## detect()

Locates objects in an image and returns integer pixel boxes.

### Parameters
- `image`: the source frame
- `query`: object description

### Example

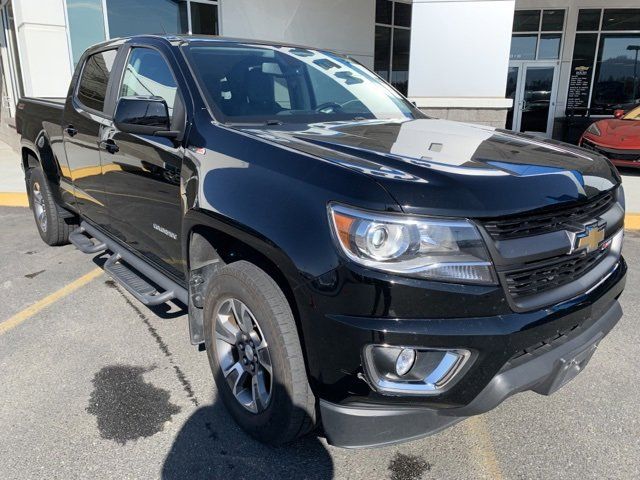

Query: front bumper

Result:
[580,137,640,166]
[320,297,623,448]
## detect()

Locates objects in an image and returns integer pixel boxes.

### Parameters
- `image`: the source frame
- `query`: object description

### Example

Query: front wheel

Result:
[203,261,316,445]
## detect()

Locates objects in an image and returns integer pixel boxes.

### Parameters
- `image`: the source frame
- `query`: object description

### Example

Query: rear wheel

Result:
[203,260,316,445]
[28,166,77,246]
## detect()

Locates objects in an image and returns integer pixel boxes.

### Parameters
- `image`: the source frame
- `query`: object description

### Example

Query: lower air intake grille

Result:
[504,248,608,299]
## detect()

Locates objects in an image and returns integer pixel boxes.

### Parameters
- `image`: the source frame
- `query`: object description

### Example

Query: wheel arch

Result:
[185,216,307,359]
[21,132,58,179]
[21,144,40,171]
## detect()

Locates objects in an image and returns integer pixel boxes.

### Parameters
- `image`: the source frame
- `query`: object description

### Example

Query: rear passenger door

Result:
[99,45,186,280]
[62,48,118,230]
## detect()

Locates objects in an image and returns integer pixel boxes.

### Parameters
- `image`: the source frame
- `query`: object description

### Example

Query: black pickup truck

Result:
[16,35,626,448]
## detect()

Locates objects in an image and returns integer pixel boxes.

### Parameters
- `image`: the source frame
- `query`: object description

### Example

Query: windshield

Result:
[183,42,420,124]
[622,105,640,120]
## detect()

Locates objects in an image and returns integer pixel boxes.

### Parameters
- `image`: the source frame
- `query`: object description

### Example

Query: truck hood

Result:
[239,118,620,217]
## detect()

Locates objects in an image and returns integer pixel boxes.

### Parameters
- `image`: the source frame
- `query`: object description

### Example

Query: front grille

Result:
[483,191,616,240]
[582,139,640,162]
[504,248,609,299]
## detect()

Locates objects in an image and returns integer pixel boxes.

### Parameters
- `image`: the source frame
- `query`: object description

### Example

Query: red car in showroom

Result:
[580,105,640,168]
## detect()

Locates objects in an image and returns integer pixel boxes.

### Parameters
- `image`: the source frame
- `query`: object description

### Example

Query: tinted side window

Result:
[77,49,117,112]
[120,48,178,115]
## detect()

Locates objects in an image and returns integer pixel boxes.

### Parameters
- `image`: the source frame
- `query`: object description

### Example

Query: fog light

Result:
[364,345,472,395]
[395,348,416,376]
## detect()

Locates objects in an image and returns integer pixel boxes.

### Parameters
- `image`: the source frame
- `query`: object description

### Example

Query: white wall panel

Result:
[409,0,515,106]
[13,0,72,97]
[220,0,375,66]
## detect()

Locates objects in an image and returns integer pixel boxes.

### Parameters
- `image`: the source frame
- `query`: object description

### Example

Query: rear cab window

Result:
[76,49,118,113]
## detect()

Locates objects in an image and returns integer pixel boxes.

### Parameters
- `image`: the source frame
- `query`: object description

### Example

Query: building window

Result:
[106,0,188,38]
[65,0,221,50]
[66,0,107,65]
[568,9,640,115]
[189,1,219,35]
[104,0,218,37]
[510,9,565,61]
[374,0,411,96]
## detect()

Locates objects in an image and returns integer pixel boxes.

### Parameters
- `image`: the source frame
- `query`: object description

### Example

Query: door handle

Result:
[65,125,77,137]
[99,139,120,154]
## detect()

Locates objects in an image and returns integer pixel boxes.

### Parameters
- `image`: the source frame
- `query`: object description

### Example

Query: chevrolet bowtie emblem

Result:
[572,223,606,254]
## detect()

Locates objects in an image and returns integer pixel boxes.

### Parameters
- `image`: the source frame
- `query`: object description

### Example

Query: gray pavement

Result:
[1,206,639,480]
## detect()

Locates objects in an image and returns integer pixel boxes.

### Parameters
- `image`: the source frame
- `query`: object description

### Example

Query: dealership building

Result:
[0,0,639,147]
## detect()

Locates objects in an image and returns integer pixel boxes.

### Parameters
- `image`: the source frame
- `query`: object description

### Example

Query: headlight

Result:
[586,122,601,136]
[328,204,497,284]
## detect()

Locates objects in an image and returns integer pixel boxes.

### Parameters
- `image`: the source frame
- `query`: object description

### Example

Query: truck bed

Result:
[16,97,65,141]
[20,97,65,107]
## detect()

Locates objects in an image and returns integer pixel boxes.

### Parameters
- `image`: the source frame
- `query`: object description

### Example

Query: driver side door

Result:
[99,45,186,280]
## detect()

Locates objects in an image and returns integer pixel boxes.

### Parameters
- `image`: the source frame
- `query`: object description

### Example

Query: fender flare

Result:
[182,208,306,347]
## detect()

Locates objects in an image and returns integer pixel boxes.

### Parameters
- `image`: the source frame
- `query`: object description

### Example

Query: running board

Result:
[69,227,107,254]
[70,222,188,306]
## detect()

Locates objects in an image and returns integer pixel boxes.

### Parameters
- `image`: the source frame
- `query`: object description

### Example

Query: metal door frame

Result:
[508,60,560,137]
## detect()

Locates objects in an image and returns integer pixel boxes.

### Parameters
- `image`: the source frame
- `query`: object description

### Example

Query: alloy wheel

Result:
[32,182,47,233]
[214,298,273,413]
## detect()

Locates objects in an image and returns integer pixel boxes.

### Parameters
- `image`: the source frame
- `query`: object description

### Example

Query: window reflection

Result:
[120,48,178,115]
[541,10,564,32]
[392,29,410,95]
[513,10,540,33]
[509,10,563,61]
[602,9,640,31]
[375,26,391,81]
[592,34,640,114]
[505,67,519,130]
[374,1,412,96]
[77,50,117,112]
[538,34,561,60]
[510,35,537,60]
[106,0,188,38]
[66,0,106,65]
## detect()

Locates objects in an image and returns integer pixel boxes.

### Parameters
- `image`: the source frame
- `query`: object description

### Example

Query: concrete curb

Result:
[0,192,28,207]
[625,214,640,231]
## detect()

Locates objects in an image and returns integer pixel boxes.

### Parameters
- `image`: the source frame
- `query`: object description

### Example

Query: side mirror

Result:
[114,96,179,138]
[613,109,625,119]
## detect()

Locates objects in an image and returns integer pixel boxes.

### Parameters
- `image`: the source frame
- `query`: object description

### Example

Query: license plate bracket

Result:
[533,339,601,396]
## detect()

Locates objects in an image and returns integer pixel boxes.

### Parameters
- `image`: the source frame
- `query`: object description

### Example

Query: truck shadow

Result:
[161,400,334,480]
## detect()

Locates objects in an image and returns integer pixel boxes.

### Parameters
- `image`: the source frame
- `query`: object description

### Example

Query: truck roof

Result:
[86,34,335,56]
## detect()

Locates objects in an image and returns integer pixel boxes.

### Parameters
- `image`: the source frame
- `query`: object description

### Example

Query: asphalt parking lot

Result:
[1,205,639,480]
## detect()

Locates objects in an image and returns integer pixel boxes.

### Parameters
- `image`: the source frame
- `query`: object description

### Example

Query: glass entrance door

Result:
[506,61,559,137]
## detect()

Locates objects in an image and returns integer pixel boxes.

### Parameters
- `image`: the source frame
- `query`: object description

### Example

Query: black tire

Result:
[28,166,77,246]
[203,260,316,445]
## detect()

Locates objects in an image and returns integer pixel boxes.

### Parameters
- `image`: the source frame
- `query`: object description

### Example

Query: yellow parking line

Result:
[0,268,103,335]
[0,192,28,207]
[465,416,504,480]
[625,214,640,230]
